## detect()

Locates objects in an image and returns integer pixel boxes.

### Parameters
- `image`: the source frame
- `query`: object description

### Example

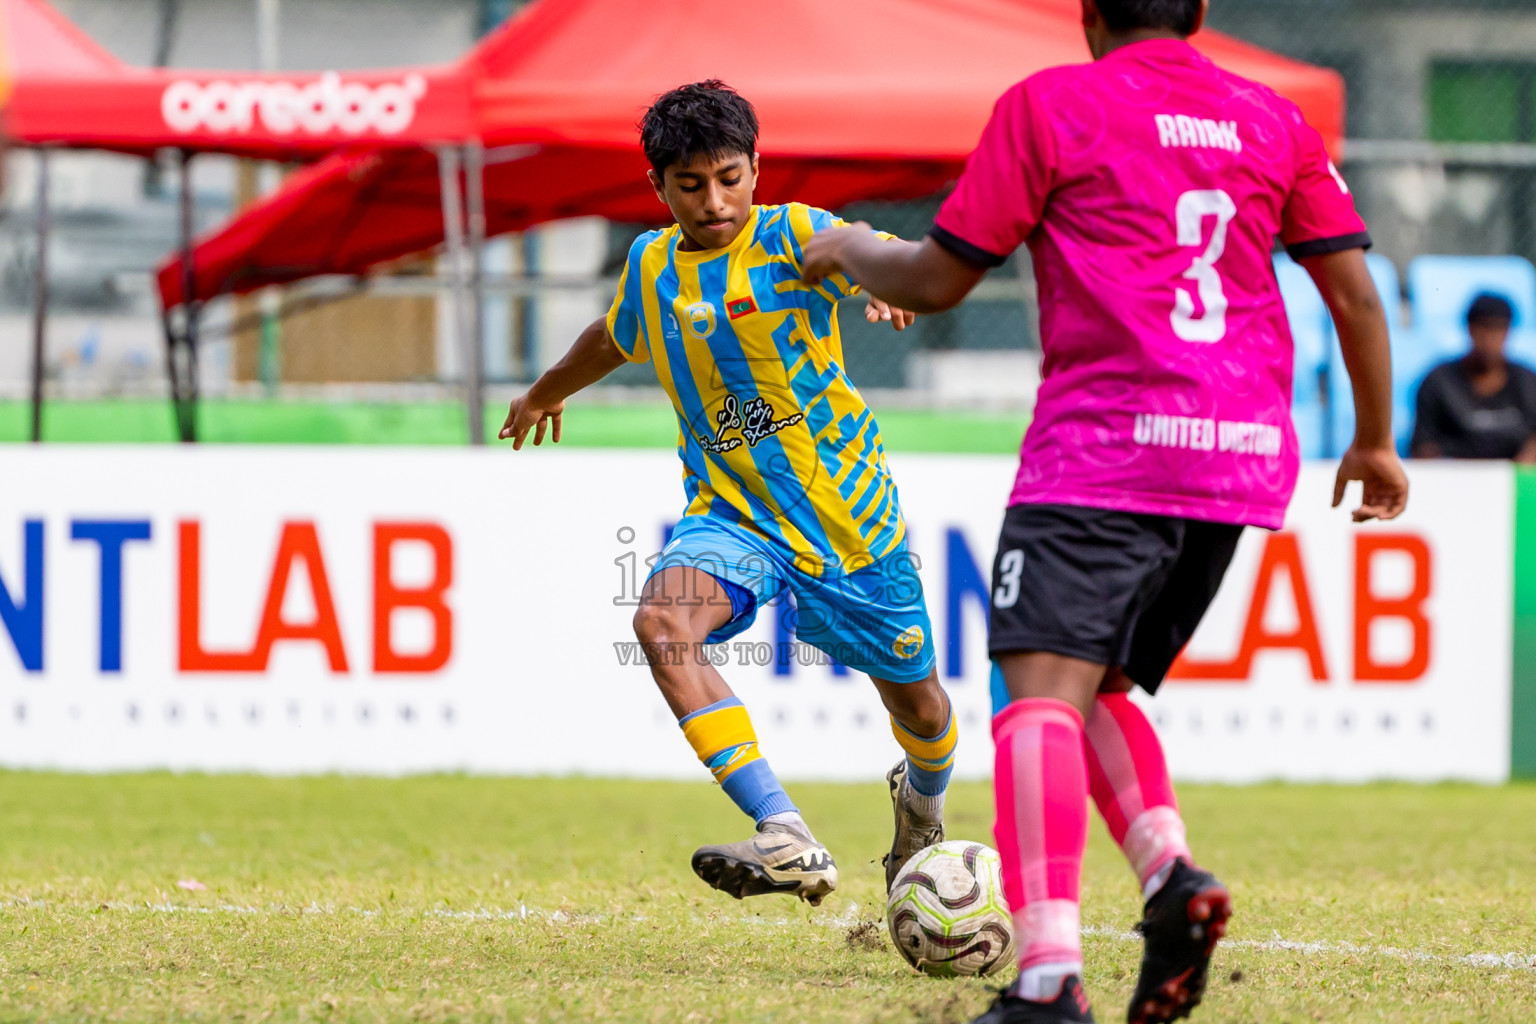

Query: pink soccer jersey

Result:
[932,39,1368,529]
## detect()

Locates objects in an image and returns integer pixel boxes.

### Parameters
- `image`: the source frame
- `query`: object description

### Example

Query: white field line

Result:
[1080,925,1536,972]
[6,897,1534,973]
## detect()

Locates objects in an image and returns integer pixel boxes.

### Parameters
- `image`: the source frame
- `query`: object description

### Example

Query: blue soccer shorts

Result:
[648,515,937,684]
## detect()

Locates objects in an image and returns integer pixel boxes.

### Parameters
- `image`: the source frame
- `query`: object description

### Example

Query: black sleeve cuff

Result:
[929,225,1010,269]
[1286,231,1373,261]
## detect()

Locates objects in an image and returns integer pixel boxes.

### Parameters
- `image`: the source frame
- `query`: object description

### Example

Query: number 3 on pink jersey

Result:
[1171,189,1237,343]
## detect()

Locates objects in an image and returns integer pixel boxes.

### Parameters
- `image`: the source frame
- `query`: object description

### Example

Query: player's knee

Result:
[632,601,694,646]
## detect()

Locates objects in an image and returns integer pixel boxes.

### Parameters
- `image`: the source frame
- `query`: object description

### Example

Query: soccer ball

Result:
[886,840,1016,977]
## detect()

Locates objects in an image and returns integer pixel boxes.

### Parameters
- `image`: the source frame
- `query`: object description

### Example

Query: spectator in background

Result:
[1411,292,1536,462]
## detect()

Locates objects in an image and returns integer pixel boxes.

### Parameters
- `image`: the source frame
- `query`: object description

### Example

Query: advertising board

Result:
[0,449,1510,782]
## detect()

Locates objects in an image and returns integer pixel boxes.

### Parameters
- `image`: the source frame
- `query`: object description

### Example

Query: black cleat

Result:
[966,976,1096,1024]
[1128,859,1232,1024]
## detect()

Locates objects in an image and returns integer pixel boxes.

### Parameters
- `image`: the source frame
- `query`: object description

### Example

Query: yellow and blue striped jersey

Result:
[606,204,904,577]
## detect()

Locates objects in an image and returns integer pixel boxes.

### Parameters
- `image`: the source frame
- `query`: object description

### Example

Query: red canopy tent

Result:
[3,0,474,157]
[157,0,1346,309]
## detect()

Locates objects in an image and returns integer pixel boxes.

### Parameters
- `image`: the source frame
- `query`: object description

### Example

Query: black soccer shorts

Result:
[987,503,1244,695]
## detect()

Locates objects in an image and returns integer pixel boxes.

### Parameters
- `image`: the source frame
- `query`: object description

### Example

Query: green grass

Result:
[2,775,1534,1023]
[0,400,1027,453]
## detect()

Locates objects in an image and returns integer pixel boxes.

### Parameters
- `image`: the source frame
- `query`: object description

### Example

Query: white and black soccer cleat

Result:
[691,822,838,906]
[884,760,946,892]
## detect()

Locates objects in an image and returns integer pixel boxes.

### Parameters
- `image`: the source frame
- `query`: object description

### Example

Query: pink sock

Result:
[992,698,1089,988]
[1084,692,1191,899]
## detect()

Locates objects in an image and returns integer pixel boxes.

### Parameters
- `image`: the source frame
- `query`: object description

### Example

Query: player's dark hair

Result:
[1095,0,1202,35]
[640,80,759,176]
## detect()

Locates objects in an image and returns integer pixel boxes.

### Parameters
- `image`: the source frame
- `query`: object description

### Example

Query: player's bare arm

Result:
[802,224,919,328]
[498,315,627,449]
[1303,248,1410,522]
[803,223,984,315]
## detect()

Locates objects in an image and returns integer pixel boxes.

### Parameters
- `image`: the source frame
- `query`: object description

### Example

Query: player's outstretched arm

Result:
[498,316,627,450]
[1303,248,1409,522]
[803,224,985,315]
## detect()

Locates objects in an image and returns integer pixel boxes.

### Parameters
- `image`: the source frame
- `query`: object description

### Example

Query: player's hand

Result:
[865,295,916,331]
[498,392,564,450]
[801,221,873,286]
[1332,444,1409,522]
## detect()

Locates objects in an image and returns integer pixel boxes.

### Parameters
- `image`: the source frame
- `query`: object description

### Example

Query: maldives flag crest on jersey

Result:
[727,296,757,320]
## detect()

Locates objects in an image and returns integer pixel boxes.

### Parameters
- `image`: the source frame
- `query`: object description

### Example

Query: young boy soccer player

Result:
[499,81,957,906]
[802,2,1409,1021]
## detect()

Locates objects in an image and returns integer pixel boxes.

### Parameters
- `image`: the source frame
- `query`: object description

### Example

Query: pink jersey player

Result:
[800,4,1408,1024]
[931,38,1368,529]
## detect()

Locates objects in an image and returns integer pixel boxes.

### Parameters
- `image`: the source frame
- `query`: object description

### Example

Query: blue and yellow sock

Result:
[891,706,958,798]
[680,697,797,825]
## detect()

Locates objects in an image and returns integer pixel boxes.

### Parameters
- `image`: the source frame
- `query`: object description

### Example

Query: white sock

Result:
[1141,860,1178,902]
[901,771,945,820]
[760,811,812,839]
[1011,961,1082,1002]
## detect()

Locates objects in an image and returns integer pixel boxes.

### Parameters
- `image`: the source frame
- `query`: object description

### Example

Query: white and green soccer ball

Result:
[886,840,1016,978]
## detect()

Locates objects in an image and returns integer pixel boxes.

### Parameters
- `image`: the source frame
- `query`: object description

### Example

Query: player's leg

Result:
[989,651,1100,1013]
[971,505,1185,1024]
[633,565,735,714]
[790,541,955,888]
[636,565,799,824]
[1095,520,1243,1024]
[1088,677,1225,1024]
[1083,673,1190,902]
[872,669,955,887]
[636,521,836,904]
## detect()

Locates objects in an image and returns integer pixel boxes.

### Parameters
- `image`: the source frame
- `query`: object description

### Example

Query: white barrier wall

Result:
[0,448,1511,782]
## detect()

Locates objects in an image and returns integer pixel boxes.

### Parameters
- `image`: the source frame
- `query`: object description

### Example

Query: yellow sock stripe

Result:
[682,704,761,783]
[891,712,958,772]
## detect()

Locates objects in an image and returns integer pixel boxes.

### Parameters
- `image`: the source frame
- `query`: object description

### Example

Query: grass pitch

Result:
[2,774,1534,1023]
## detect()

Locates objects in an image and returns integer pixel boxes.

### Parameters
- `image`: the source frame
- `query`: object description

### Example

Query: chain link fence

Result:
[7,0,1536,421]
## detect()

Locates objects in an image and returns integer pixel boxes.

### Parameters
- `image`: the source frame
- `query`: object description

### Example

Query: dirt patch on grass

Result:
[845,919,888,953]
